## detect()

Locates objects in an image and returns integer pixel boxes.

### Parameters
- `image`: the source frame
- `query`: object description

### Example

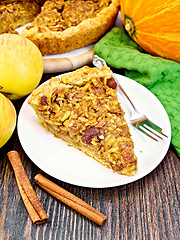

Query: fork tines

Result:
[132,119,168,141]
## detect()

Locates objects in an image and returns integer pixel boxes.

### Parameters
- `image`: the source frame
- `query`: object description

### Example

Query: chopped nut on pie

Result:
[28,66,137,176]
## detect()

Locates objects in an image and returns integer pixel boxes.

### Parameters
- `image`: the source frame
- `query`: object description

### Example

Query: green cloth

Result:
[94,27,180,156]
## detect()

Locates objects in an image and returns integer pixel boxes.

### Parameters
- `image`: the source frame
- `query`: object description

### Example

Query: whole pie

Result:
[0,0,119,55]
[28,66,137,176]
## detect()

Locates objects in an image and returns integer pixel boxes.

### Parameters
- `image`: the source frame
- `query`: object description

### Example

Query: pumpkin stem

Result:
[125,22,131,32]
[124,16,136,38]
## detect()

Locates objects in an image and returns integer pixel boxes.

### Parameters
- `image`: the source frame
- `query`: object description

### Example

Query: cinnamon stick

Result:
[34,174,107,226]
[7,151,48,224]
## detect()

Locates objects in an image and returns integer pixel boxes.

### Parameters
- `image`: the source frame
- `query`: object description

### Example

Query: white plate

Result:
[17,73,171,188]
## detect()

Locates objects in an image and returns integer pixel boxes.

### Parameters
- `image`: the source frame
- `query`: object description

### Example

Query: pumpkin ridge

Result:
[135,1,180,26]
[120,0,142,20]
[137,31,180,42]
[135,43,177,61]
[136,35,180,61]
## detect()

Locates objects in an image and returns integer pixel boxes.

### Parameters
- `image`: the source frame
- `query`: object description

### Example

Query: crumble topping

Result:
[27,0,112,32]
[0,0,42,34]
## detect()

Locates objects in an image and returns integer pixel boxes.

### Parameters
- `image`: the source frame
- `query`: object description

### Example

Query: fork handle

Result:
[116,78,136,110]
[112,73,139,114]
[93,55,139,115]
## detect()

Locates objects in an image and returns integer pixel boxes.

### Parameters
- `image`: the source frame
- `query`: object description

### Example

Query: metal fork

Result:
[92,55,168,141]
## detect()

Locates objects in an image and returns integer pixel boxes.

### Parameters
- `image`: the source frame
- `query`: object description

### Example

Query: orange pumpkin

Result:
[120,0,180,62]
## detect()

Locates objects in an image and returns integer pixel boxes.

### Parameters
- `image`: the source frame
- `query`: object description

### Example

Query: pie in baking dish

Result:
[0,1,44,34]
[22,0,119,55]
[28,66,137,176]
[0,0,120,55]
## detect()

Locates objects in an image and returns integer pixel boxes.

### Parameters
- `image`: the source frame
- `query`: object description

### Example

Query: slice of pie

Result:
[28,66,137,176]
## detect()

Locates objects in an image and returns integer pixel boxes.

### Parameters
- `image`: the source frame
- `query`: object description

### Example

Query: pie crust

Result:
[28,66,137,176]
[21,0,120,55]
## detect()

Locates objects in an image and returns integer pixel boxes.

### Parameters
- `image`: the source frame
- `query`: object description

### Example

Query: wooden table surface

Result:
[0,72,179,240]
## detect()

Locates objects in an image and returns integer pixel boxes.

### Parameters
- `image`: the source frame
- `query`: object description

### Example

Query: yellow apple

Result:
[0,34,43,100]
[0,93,16,148]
